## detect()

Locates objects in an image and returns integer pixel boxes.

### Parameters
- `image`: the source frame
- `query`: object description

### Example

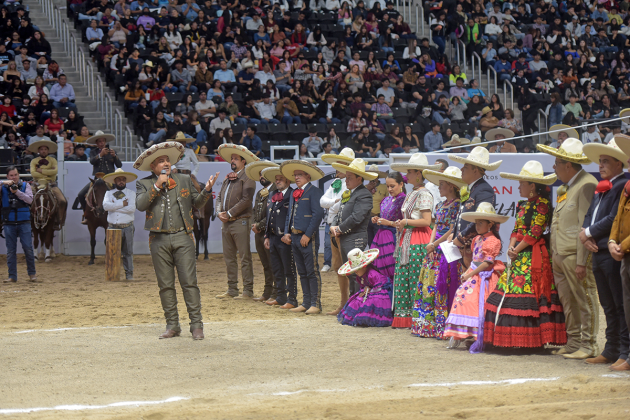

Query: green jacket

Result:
[136,173,210,233]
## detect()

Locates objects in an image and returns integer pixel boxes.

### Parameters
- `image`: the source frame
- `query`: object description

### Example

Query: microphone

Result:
[161,169,168,189]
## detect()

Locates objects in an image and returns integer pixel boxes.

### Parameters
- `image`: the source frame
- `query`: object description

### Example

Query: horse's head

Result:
[32,186,55,230]
[92,178,110,218]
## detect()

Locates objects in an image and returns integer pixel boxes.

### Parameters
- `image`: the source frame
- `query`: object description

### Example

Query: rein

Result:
[33,189,56,230]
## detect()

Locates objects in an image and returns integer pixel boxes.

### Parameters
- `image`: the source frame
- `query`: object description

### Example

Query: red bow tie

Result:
[596,180,612,194]
[272,192,284,202]
[293,189,304,200]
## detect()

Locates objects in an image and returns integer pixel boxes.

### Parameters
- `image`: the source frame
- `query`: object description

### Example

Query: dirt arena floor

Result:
[1,253,629,419]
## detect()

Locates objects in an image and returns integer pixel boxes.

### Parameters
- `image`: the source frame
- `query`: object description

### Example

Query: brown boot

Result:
[192,328,204,340]
[159,329,180,339]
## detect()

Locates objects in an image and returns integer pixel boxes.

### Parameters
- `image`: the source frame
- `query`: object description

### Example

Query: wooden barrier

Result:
[106,229,122,281]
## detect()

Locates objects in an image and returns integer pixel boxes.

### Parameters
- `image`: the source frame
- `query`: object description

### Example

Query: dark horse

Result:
[193,197,214,260]
[31,184,59,262]
[83,178,109,265]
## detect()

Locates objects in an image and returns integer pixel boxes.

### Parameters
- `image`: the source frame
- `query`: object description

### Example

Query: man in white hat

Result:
[537,138,599,359]
[28,139,67,230]
[102,168,138,281]
[486,128,517,153]
[548,124,579,148]
[135,142,220,340]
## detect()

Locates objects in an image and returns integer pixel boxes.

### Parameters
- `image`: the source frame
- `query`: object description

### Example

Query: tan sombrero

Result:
[280,159,325,182]
[500,160,557,185]
[620,108,630,124]
[133,141,185,171]
[536,137,591,164]
[485,127,513,142]
[245,161,279,180]
[102,167,138,184]
[390,153,441,173]
[27,139,57,154]
[217,143,260,164]
[320,147,355,165]
[261,166,287,183]
[584,136,629,168]
[449,146,502,170]
[367,164,389,179]
[442,134,471,148]
[143,60,154,68]
[422,166,467,189]
[338,248,379,276]
[86,130,116,145]
[461,202,510,224]
[549,124,579,140]
[332,158,378,181]
[168,131,195,144]
[469,137,488,148]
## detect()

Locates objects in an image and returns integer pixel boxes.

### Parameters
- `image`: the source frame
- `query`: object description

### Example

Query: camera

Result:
[9,197,18,209]
[9,183,18,192]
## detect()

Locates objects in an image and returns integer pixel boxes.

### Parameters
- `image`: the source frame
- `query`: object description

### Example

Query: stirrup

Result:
[446,337,461,349]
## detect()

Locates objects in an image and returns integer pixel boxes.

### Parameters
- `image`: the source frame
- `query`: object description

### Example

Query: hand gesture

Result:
[507,247,517,260]
[123,199,129,207]
[99,148,109,157]
[156,172,169,189]
[300,234,311,247]
[264,238,270,249]
[282,234,292,245]
[371,216,379,224]
[609,242,624,261]
[252,225,259,234]
[205,171,220,191]
[218,211,229,222]
[575,265,586,280]
[584,238,598,253]
[461,271,472,282]
[579,228,589,244]
[426,243,435,254]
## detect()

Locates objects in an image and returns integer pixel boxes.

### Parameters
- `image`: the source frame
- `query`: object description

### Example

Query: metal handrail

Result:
[457,39,467,73]
[537,109,548,145]
[503,80,514,110]
[104,93,114,131]
[488,65,498,96]
[418,4,424,36]
[472,52,482,83]
[115,109,124,142]
[124,126,137,161]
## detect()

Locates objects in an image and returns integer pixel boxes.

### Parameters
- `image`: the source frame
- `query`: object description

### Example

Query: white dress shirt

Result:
[174,148,200,176]
[102,187,136,224]
[320,178,348,224]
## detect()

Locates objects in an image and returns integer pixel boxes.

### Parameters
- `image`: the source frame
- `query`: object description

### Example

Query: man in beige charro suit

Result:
[538,138,599,359]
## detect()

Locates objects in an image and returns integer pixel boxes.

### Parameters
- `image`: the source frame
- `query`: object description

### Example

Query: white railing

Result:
[487,65,498,96]
[417,4,424,37]
[503,80,514,110]
[104,93,114,132]
[270,145,298,162]
[471,52,482,83]
[457,39,467,73]
[537,109,548,145]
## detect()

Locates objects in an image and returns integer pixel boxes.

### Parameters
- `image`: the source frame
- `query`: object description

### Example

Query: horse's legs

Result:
[88,225,97,265]
[32,228,40,262]
[44,227,54,262]
[203,214,210,260]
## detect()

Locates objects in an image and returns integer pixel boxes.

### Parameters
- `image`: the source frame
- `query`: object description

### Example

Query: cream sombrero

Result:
[390,153,441,173]
[422,166,467,188]
[367,164,389,179]
[449,146,502,170]
[261,166,287,183]
[320,147,355,165]
[485,127,513,142]
[460,202,510,224]
[86,130,116,144]
[442,134,471,148]
[133,141,185,171]
[469,137,488,147]
[338,248,380,276]
[620,108,630,124]
[245,161,279,180]
[167,131,195,144]
[584,136,629,168]
[549,124,579,140]
[280,160,325,182]
[27,139,57,154]
[500,160,557,185]
[331,158,378,181]
[536,137,591,164]
[217,143,260,164]
[102,167,138,184]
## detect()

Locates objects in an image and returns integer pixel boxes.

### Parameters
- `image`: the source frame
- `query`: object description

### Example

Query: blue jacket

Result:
[582,173,627,251]
[1,183,30,224]
[285,183,324,238]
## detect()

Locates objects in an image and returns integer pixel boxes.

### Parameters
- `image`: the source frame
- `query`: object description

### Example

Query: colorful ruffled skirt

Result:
[371,226,397,279]
[338,282,393,327]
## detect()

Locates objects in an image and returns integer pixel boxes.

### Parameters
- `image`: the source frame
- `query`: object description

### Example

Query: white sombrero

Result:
[619,108,630,124]
[338,248,380,276]
[390,153,441,173]
[442,134,471,148]
[102,167,138,184]
[261,166,288,183]
[217,143,260,164]
[167,131,195,144]
[500,160,557,185]
[332,158,378,181]
[320,147,355,165]
[461,202,510,224]
[584,136,629,168]
[280,159,325,182]
[86,130,116,145]
[536,137,591,164]
[485,127,513,142]
[27,139,57,154]
[366,164,389,179]
[422,166,467,189]
[548,124,579,140]
[449,146,502,170]
[469,137,488,148]
[245,161,279,180]
[133,141,185,171]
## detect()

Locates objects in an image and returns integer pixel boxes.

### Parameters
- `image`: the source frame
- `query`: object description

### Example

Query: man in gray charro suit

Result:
[329,158,378,296]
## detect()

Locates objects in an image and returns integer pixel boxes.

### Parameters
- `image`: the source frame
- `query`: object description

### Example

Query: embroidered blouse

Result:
[380,193,405,222]
[471,232,501,264]
[402,188,433,220]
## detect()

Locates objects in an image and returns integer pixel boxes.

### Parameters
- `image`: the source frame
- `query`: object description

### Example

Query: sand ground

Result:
[0,253,629,419]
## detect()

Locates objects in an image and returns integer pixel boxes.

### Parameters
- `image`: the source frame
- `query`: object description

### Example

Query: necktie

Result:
[595,180,612,194]
[293,189,304,200]
[272,192,284,202]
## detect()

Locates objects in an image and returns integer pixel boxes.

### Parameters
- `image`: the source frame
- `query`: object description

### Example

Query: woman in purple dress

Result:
[338,248,393,327]
[370,171,406,278]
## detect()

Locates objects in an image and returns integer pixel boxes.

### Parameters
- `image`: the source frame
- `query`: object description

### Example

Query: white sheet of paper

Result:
[439,242,462,263]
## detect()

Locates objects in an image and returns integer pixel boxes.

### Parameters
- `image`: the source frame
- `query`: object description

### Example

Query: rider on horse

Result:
[28,139,67,231]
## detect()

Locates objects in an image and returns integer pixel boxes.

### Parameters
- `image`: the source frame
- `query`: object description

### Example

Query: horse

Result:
[193,198,214,260]
[31,183,58,262]
[83,177,109,265]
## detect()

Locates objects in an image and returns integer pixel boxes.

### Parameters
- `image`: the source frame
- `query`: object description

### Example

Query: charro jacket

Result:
[215,169,256,221]
[252,184,277,233]
[333,184,373,236]
[265,186,293,237]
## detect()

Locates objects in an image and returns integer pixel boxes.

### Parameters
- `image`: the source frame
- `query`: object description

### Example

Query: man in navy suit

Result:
[263,167,297,309]
[580,139,630,367]
[281,160,325,315]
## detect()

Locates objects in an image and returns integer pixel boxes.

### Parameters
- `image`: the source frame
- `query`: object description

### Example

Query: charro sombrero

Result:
[422,166,467,189]
[102,167,138,184]
[167,131,195,144]
[442,134,470,148]
[461,202,510,224]
[469,137,488,147]
[217,143,260,164]
[619,108,630,123]
[27,139,57,154]
[338,248,380,276]
[549,124,579,140]
[367,164,389,179]
[449,146,502,170]
[583,136,629,168]
[133,141,185,171]
[536,137,591,164]
[245,160,279,180]
[485,127,513,142]
[320,147,355,165]
[390,153,441,173]
[332,158,378,181]
[500,160,557,185]
[280,159,325,182]
[261,166,287,183]
[86,130,116,144]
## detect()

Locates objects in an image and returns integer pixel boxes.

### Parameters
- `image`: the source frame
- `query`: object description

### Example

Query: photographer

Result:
[1,166,37,283]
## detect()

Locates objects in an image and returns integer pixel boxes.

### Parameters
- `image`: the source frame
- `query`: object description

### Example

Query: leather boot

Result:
[159,329,180,339]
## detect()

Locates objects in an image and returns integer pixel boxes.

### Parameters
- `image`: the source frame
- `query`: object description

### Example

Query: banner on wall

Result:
[0,154,604,258]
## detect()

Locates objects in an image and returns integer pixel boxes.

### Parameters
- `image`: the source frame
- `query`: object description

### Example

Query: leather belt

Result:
[108,222,133,229]
[291,228,304,234]
[227,215,249,222]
